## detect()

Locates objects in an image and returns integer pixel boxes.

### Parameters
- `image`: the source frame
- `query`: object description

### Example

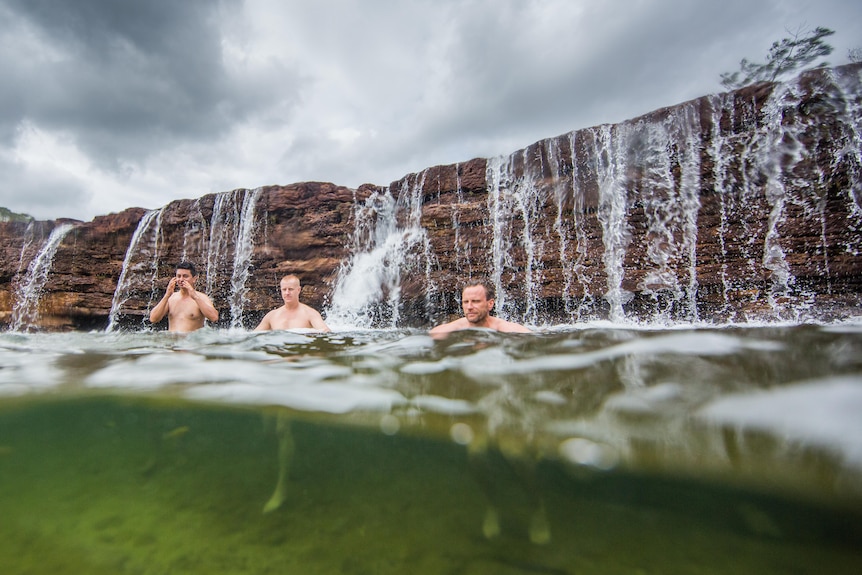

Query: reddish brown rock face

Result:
[2,64,861,331]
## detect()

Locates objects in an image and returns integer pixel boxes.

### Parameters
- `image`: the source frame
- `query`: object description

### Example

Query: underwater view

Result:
[1,323,861,574]
[1,9,860,574]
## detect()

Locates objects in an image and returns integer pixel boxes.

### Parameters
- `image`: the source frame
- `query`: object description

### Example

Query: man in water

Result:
[149,262,219,332]
[430,279,544,542]
[254,274,331,332]
[255,274,328,515]
[430,278,531,335]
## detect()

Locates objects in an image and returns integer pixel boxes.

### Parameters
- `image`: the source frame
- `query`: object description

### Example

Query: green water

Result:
[1,397,860,575]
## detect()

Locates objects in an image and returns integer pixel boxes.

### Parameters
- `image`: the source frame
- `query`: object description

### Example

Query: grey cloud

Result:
[1,0,302,172]
[0,157,91,220]
[1,0,860,221]
[368,0,825,180]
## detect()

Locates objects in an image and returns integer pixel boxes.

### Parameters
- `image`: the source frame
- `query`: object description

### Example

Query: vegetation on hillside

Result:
[0,207,34,223]
[720,26,834,90]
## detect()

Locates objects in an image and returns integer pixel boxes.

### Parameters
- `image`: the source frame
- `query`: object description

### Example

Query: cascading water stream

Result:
[593,124,632,323]
[326,173,437,329]
[14,221,37,278]
[707,92,736,318]
[450,163,471,277]
[326,190,400,328]
[485,155,518,320]
[485,149,552,325]
[549,136,583,322]
[10,223,75,332]
[756,83,797,314]
[564,132,598,321]
[229,188,262,328]
[637,103,702,323]
[832,67,862,250]
[181,198,208,263]
[106,209,164,331]
[205,190,241,301]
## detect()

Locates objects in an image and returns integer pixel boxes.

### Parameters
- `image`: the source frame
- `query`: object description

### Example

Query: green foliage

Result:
[720,26,834,90]
[0,206,33,223]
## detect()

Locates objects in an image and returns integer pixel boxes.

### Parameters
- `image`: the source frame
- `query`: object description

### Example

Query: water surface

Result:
[1,323,861,573]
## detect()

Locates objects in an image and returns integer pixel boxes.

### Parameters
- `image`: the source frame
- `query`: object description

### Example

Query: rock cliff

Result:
[2,64,861,331]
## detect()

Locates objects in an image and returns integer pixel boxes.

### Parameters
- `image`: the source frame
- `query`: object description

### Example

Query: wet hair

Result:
[176,262,197,276]
[460,277,495,300]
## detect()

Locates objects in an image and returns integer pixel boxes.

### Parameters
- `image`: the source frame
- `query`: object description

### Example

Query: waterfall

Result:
[707,92,735,319]
[835,69,862,222]
[202,187,261,327]
[550,136,581,321]
[228,187,262,328]
[326,173,437,329]
[832,67,862,255]
[106,209,164,331]
[635,103,702,323]
[10,223,75,332]
[485,155,517,320]
[320,68,862,327]
[450,163,472,276]
[485,148,553,325]
[103,188,261,331]
[565,132,599,321]
[181,198,208,263]
[205,190,241,301]
[15,221,37,278]
[755,82,799,316]
[593,124,632,323]
[62,65,859,331]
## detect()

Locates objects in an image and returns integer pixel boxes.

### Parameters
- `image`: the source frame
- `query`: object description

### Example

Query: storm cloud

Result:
[1,0,859,220]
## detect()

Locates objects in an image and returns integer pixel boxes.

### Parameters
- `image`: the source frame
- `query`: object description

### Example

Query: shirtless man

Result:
[149,262,219,332]
[430,279,542,541]
[430,278,531,335]
[254,274,330,332]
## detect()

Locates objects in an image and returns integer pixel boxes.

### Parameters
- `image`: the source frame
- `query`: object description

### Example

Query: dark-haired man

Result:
[430,279,531,335]
[149,262,219,332]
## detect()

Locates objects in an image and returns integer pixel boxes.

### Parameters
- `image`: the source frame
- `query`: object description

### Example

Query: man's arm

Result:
[191,291,219,323]
[307,307,331,332]
[254,310,275,331]
[429,318,467,335]
[149,278,177,323]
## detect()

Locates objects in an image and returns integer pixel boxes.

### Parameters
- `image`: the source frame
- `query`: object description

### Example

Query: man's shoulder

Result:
[299,302,322,315]
[197,291,214,302]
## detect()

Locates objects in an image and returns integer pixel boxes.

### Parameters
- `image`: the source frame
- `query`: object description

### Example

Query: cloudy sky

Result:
[2,0,860,221]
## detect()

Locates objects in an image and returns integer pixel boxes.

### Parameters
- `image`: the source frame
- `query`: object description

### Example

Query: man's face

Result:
[461,285,493,325]
[280,278,301,303]
[175,269,195,289]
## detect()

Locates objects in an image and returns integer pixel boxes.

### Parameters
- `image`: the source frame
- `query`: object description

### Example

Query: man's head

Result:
[461,278,495,300]
[280,275,302,304]
[175,262,198,288]
[460,278,495,326]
